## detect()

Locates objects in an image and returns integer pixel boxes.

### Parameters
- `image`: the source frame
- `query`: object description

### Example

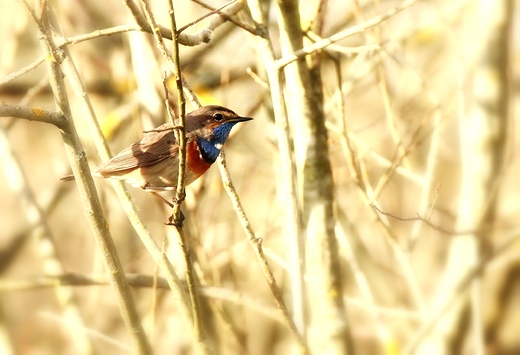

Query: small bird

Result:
[61,105,252,192]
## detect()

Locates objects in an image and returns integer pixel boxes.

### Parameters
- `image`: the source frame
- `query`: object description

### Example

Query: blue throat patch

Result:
[197,122,237,163]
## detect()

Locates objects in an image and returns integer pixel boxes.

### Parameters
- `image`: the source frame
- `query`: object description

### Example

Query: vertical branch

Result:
[30,2,153,354]
[138,1,207,352]
[166,0,206,347]
[276,0,352,353]
[165,0,186,223]
[246,0,306,347]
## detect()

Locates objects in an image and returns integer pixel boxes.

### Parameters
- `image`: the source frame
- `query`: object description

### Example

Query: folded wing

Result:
[96,123,179,177]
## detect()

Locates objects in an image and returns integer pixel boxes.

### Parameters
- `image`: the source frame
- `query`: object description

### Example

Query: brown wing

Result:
[95,123,179,176]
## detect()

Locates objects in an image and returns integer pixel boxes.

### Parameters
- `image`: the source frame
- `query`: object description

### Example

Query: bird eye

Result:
[213,113,224,121]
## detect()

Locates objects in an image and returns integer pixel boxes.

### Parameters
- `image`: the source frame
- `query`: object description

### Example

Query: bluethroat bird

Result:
[61,105,252,193]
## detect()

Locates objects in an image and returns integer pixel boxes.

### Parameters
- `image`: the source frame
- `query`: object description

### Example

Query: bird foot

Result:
[166,211,185,227]
[172,190,186,204]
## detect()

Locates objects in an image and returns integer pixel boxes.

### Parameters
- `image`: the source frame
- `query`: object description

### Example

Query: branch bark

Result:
[276,0,352,353]
[23,2,153,353]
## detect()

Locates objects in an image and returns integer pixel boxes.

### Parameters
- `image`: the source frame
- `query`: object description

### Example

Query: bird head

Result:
[187,105,252,132]
[188,105,253,163]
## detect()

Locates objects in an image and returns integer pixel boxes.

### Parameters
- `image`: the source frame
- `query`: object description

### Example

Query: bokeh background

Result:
[0,0,518,354]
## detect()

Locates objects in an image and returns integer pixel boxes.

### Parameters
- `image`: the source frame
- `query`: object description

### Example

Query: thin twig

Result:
[164,2,187,225]
[370,204,478,236]
[1,25,139,86]
[246,67,270,90]
[306,30,382,56]
[332,58,392,351]
[124,0,212,45]
[275,0,419,68]
[180,0,234,33]
[0,56,47,86]
[165,0,206,343]
[217,152,307,353]
[370,117,435,201]
[139,0,207,351]
[124,0,247,46]
[352,0,411,171]
[1,0,247,87]
[338,132,426,314]
[188,0,263,37]
[245,0,306,351]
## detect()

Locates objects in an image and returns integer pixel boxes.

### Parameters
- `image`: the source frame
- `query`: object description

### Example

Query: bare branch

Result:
[217,152,307,353]
[188,0,263,37]
[370,204,460,235]
[275,0,418,68]
[28,2,153,353]
[0,104,66,128]
[124,0,248,46]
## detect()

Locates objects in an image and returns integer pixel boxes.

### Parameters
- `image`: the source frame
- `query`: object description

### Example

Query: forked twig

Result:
[370,204,475,236]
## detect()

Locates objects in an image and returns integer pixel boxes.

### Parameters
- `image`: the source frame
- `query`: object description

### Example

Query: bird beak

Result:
[231,116,253,123]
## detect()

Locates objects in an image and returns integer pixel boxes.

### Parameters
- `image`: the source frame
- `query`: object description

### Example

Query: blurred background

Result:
[0,0,518,354]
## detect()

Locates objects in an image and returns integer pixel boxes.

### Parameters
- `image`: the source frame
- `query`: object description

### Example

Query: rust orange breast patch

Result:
[186,139,212,180]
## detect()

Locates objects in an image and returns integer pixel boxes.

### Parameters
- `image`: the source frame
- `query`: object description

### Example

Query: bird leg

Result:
[151,191,174,208]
